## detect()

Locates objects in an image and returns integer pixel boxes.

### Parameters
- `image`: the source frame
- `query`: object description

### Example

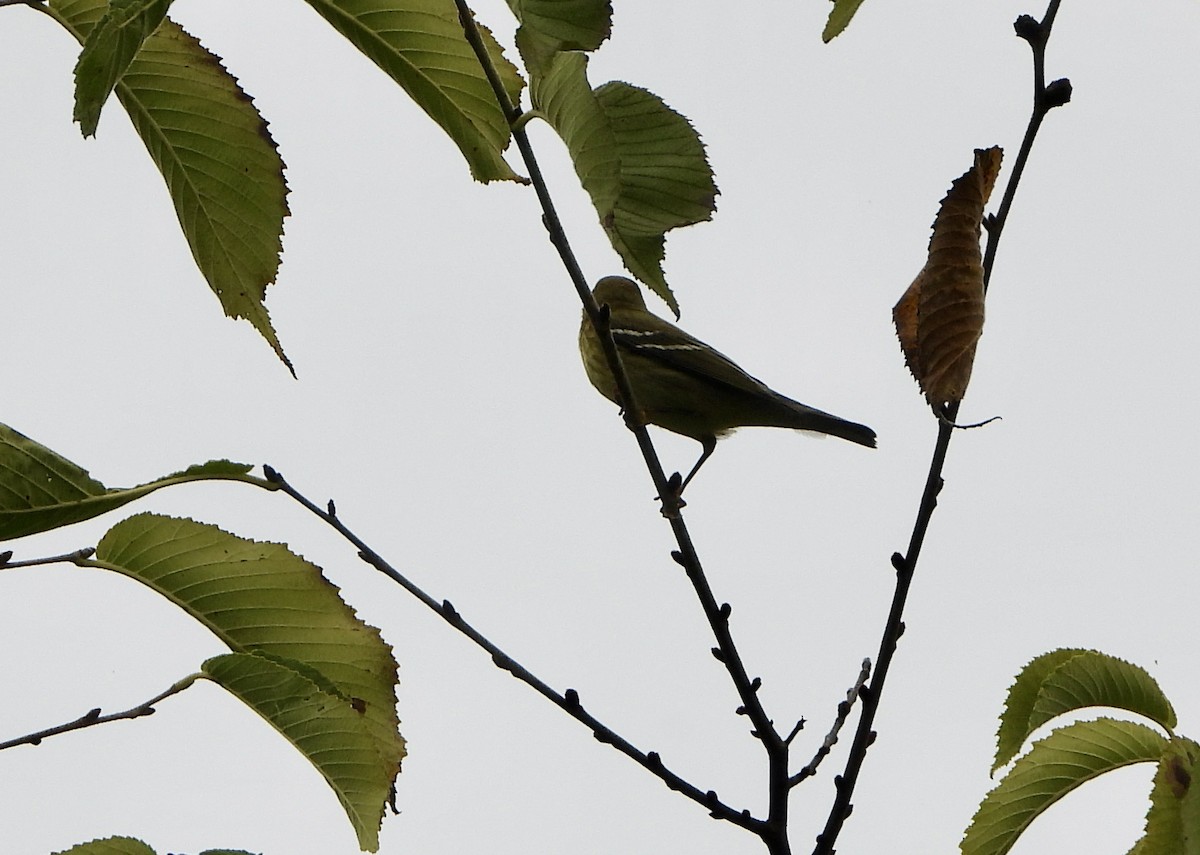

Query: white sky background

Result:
[2,1,1199,853]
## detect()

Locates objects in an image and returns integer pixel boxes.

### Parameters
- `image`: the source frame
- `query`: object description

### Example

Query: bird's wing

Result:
[609,315,778,398]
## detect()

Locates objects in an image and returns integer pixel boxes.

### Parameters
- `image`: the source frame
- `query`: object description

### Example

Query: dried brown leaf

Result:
[895,146,1003,409]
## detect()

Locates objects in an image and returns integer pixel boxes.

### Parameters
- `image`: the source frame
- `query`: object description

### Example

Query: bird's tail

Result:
[804,412,877,448]
[773,396,877,448]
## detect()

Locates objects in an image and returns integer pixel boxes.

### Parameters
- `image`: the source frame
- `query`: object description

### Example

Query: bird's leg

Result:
[659,438,715,515]
[677,436,718,495]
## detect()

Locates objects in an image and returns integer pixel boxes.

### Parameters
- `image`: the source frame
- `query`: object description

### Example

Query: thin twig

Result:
[790,660,871,787]
[0,548,95,569]
[813,3,1068,853]
[451,7,788,850]
[0,676,197,752]
[982,5,1071,291]
[264,466,763,834]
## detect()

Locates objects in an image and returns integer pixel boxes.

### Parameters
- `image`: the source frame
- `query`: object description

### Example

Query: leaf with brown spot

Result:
[894,146,1002,409]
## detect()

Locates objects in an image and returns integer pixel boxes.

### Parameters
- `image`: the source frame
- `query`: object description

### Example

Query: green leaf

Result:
[51,0,292,369]
[52,843,255,855]
[1032,652,1177,733]
[205,652,395,852]
[962,718,1167,855]
[91,513,405,813]
[995,649,1176,772]
[505,0,610,49]
[301,0,524,182]
[507,0,611,75]
[531,53,717,315]
[1130,738,1200,855]
[52,838,156,855]
[0,422,258,541]
[823,0,868,42]
[72,0,173,135]
[995,648,1089,771]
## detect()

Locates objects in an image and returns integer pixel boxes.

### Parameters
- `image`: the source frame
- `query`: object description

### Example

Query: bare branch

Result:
[264,466,765,834]
[791,660,871,787]
[0,676,197,752]
[813,3,1069,852]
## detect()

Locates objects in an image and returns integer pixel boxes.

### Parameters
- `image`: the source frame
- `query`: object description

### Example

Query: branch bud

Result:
[1044,78,1073,108]
[1013,14,1041,43]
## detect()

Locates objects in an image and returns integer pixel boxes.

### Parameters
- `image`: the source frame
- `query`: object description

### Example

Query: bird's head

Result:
[592,276,648,313]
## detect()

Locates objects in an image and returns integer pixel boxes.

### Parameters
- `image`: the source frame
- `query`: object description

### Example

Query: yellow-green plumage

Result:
[580,276,875,488]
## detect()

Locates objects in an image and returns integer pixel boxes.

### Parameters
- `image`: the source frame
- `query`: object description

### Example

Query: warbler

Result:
[579,276,876,490]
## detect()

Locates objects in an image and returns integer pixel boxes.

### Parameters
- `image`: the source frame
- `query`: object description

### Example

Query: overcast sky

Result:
[3,2,1199,853]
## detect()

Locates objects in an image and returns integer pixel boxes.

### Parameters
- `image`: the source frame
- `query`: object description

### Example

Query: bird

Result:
[579,276,876,492]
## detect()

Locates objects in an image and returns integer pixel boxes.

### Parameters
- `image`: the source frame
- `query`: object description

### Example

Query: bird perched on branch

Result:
[579,276,876,492]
